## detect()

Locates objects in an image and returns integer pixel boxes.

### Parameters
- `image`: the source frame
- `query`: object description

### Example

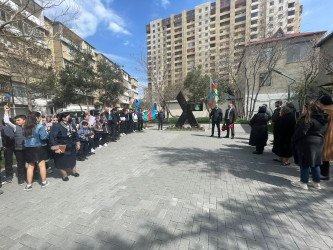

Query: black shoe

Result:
[320,176,330,180]
[77,158,85,161]
[0,190,3,195]
[252,151,263,155]
[231,136,234,139]
[18,179,25,185]
[224,136,229,138]
[72,173,80,177]
[5,177,13,183]
[62,176,69,181]
[210,135,214,137]
[218,135,221,138]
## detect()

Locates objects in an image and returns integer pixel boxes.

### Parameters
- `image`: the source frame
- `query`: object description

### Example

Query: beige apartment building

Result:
[146,0,302,104]
[238,29,325,118]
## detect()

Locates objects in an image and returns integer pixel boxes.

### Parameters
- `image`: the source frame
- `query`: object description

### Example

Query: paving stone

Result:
[0,125,333,249]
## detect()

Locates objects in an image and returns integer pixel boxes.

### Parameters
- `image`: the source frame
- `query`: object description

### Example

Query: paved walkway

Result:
[0,124,333,250]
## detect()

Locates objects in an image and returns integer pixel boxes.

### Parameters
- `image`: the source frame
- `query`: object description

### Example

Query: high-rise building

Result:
[146,0,302,103]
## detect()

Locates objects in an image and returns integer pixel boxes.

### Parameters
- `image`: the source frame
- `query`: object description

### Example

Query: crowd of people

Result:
[0,106,147,194]
[249,96,333,190]
[1,96,332,194]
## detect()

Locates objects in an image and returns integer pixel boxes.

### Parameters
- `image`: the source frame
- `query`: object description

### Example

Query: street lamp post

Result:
[270,68,296,101]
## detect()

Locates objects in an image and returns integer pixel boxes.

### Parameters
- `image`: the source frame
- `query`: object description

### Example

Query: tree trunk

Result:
[26,84,33,112]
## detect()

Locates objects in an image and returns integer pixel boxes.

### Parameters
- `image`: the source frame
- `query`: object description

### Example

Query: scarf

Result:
[60,121,75,138]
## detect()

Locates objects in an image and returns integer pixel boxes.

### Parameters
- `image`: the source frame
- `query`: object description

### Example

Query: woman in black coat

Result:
[249,106,269,154]
[49,112,80,181]
[272,106,296,165]
[291,101,328,190]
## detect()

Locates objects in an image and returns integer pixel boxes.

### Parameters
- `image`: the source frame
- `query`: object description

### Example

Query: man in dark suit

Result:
[110,108,120,142]
[210,104,223,138]
[224,103,236,139]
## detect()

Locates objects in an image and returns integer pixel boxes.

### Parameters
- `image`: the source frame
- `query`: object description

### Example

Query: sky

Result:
[59,0,333,93]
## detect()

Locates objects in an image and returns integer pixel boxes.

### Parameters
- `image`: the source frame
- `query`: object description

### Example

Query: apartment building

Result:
[0,0,48,115]
[238,29,325,116]
[146,0,302,104]
[130,77,139,104]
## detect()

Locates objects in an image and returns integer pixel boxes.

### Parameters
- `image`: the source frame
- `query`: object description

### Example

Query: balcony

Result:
[250,23,258,28]
[288,0,295,3]
[251,2,259,6]
[287,23,294,27]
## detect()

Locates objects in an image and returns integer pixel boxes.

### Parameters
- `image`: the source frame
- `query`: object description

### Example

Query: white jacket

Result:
[133,113,138,122]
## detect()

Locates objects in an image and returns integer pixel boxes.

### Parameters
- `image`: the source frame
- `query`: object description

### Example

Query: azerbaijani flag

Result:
[5,95,12,104]
[143,104,156,121]
[131,99,140,114]
[209,80,219,109]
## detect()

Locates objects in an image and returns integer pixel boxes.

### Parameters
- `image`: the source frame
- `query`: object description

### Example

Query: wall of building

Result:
[317,35,333,86]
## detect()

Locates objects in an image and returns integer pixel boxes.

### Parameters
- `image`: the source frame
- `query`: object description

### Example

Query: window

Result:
[199,22,202,25]
[235,16,246,22]
[279,6,283,11]
[270,1,274,6]
[279,0,283,3]
[205,33,208,36]
[187,42,195,47]
[260,12,265,16]
[278,14,283,19]
[205,20,208,24]
[268,23,273,28]
[260,4,265,8]
[279,22,283,26]
[260,27,265,31]
[199,9,202,13]
[269,16,274,21]
[259,73,271,86]
[288,10,295,16]
[205,26,208,30]
[0,9,6,21]
[287,42,311,63]
[269,9,274,13]
[251,12,258,18]
[260,34,264,38]
[205,7,209,11]
[199,15,202,19]
[261,47,272,61]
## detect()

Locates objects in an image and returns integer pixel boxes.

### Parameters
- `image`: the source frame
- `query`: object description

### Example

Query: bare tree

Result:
[292,39,323,113]
[237,39,284,120]
[132,49,182,119]
[0,34,54,111]
[0,0,79,39]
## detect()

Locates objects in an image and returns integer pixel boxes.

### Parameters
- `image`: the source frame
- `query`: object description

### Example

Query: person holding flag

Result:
[209,80,223,138]
[143,104,156,130]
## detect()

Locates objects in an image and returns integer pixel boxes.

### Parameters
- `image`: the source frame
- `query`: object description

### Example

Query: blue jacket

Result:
[137,111,143,120]
[24,124,48,147]
[78,128,91,142]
